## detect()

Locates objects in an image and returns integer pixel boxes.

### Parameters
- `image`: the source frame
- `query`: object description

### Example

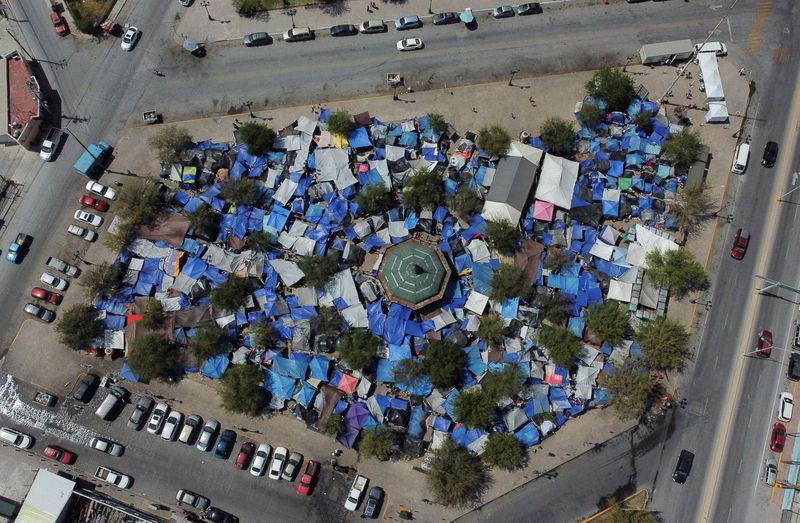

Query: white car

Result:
[282,451,303,481]
[268,446,288,480]
[89,436,124,456]
[196,419,219,451]
[161,410,183,441]
[779,392,794,422]
[250,443,272,476]
[178,414,201,444]
[95,466,132,489]
[85,181,116,200]
[147,402,169,434]
[121,26,141,51]
[397,38,423,52]
[74,210,103,227]
[40,272,68,291]
[0,427,34,449]
[67,224,98,242]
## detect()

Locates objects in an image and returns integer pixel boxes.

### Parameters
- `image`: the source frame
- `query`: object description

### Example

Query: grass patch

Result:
[262,0,318,6]
[64,0,116,33]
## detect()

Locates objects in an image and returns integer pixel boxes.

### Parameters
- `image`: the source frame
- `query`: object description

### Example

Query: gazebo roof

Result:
[378,238,451,310]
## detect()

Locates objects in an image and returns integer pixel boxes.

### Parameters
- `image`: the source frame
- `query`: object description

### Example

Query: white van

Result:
[0,427,34,449]
[732,143,750,174]
[695,42,727,56]
[95,386,129,421]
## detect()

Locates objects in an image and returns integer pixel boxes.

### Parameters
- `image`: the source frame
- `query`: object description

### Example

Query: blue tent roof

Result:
[120,361,140,382]
[515,423,541,447]
[309,355,331,381]
[294,381,317,408]
[430,415,452,432]
[272,356,309,380]
[201,355,229,379]
[408,405,427,438]
[348,127,372,149]
[264,369,297,399]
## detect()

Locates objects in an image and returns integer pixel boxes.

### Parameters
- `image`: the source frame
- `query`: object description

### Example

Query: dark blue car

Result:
[214,429,236,459]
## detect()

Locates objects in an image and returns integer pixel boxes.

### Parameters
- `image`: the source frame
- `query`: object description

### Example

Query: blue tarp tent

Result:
[120,361,140,382]
[408,406,427,438]
[294,381,317,408]
[201,355,229,379]
[309,355,331,381]
[515,423,541,447]
[264,369,297,399]
[348,127,372,148]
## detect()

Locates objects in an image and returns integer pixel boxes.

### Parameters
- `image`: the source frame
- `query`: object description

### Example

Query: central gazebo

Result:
[378,238,451,310]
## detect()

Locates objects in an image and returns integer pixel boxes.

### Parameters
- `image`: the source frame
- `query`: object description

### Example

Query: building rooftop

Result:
[378,238,451,310]
[3,51,40,144]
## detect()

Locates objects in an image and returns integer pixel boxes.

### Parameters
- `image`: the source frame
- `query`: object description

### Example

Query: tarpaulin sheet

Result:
[272,356,309,380]
[366,394,391,423]
[442,388,460,419]
[376,358,396,382]
[524,395,550,417]
[336,423,360,449]
[451,425,487,449]
[464,344,487,376]
[345,402,371,429]
[368,301,386,336]
[395,374,432,396]
[514,423,540,447]
[384,303,411,345]
[264,369,297,399]
[309,355,331,381]
[104,314,126,330]
[430,415,452,432]
[201,354,229,379]
[348,127,373,148]
[549,387,572,410]
[337,373,359,394]
[408,405,427,438]
[120,361,140,382]
[294,381,317,407]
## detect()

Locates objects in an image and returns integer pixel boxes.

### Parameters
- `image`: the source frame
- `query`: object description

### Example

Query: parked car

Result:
[362,486,384,518]
[197,419,220,451]
[250,443,272,476]
[330,24,357,37]
[94,386,128,420]
[79,195,110,212]
[85,181,117,200]
[359,20,386,33]
[297,460,320,495]
[282,451,303,481]
[395,16,422,30]
[672,449,694,484]
[95,466,132,488]
[205,507,236,523]
[67,224,97,242]
[234,442,255,470]
[779,392,794,422]
[43,445,75,464]
[344,474,369,511]
[764,457,778,486]
[23,302,55,322]
[397,38,423,51]
[179,414,202,444]
[492,5,515,18]
[789,353,800,381]
[72,374,99,402]
[283,27,313,42]
[74,210,103,227]
[40,272,68,291]
[147,402,169,434]
[243,32,270,47]
[121,26,141,51]
[31,287,62,305]
[0,427,34,449]
[757,330,772,358]
[179,0,193,5]
[432,12,459,25]
[268,446,288,479]
[161,410,184,441]
[762,141,779,167]
[771,422,787,452]
[45,257,79,277]
[89,436,124,457]
[176,489,210,511]
[127,396,154,430]
[730,228,750,260]
[517,2,542,15]
[49,11,69,36]
[215,429,236,459]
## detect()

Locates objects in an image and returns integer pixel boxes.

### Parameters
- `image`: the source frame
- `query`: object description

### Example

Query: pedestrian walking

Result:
[511,113,516,119]
[472,107,477,113]
[367,5,372,13]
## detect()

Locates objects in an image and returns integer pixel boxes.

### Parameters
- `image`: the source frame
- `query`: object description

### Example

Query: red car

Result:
[730,228,750,260]
[771,422,786,452]
[234,441,255,470]
[49,12,69,36]
[296,460,320,495]
[758,330,773,358]
[79,195,109,212]
[43,445,75,464]
[31,287,62,305]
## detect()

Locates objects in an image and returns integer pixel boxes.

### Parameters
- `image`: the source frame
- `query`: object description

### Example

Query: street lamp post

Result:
[508,68,519,87]
[743,345,789,357]
[777,179,800,202]
[200,1,213,21]
[285,8,296,28]
[428,0,434,15]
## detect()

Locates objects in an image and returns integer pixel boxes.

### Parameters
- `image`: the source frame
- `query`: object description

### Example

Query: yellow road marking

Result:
[746,1,773,52]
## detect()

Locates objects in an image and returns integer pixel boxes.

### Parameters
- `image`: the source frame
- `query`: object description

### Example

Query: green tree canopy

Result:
[673,183,715,241]
[605,501,661,523]
[56,304,103,350]
[426,439,488,508]
[578,102,602,127]
[187,204,219,241]
[117,179,164,225]
[232,0,271,16]
[103,219,135,252]
[403,168,443,211]
[635,111,654,134]
[238,121,276,155]
[477,125,511,157]
[538,291,571,326]
[356,184,394,215]
[338,331,381,370]
[395,358,428,391]
[297,254,339,288]
[191,322,230,362]
[585,302,629,346]
[543,247,570,273]
[322,412,344,437]
[663,127,704,168]
[645,249,707,297]
[245,230,276,252]
[604,364,655,420]
[358,425,394,461]
[428,113,448,134]
[451,185,482,217]
[327,110,355,136]
[219,364,264,415]
[141,298,165,330]
[80,262,125,301]
[489,263,528,302]
[538,325,582,368]
[250,321,274,348]
[539,117,575,156]
[210,277,251,311]
[585,66,635,111]
[453,389,496,430]
[477,312,506,346]
[481,432,524,471]
[423,340,466,389]
[315,306,342,338]
[636,316,690,370]
[219,178,262,206]
[486,219,520,255]
[147,126,191,164]
[128,334,176,381]
[481,365,526,401]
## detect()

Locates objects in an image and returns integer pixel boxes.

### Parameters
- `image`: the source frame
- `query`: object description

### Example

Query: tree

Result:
[539,117,575,156]
[322,413,344,437]
[426,439,488,508]
[663,127,704,168]
[423,340,465,389]
[338,331,381,370]
[578,102,602,127]
[543,247,570,273]
[358,425,394,461]
[57,304,103,350]
[316,306,342,338]
[585,302,629,346]
[395,358,428,390]
[538,325,582,368]
[232,0,270,16]
[327,110,355,136]
[605,501,661,523]
[636,316,690,371]
[453,389,496,430]
[81,262,124,301]
[481,365,526,401]
[191,322,229,362]
[238,121,276,154]
[219,364,264,415]
[603,364,655,420]
[477,125,511,157]
[585,66,635,111]
[635,111,654,134]
[147,126,191,164]
[485,219,520,255]
[128,334,176,381]
[489,263,528,302]
[118,179,164,225]
[103,219,135,252]
[210,277,251,311]
[250,321,274,348]
[481,432,524,471]
[451,185,482,217]
[645,249,707,297]
[538,290,571,325]
[141,298,165,330]
[428,113,448,134]
[188,204,219,241]
[477,312,505,346]
[672,183,715,241]
[220,178,262,206]
[356,184,394,215]
[403,168,443,211]
[297,254,339,288]
[245,230,276,251]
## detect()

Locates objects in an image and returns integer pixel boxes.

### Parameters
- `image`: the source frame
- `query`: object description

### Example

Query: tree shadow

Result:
[319,0,350,16]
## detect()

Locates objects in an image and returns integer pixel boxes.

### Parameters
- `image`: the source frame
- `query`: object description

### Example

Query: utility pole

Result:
[62,128,98,160]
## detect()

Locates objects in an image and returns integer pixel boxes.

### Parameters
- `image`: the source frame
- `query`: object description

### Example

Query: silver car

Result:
[128,396,154,430]
[89,436,124,456]
[196,419,220,451]
[147,402,169,434]
[179,414,202,444]
[161,410,183,441]
[67,224,97,242]
[24,303,55,323]
[282,452,303,481]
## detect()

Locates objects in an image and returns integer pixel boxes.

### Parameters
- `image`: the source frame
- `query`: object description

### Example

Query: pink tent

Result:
[533,200,555,222]
[337,373,359,394]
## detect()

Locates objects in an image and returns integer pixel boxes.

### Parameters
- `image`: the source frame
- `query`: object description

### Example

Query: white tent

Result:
[315,148,357,189]
[607,266,639,303]
[535,154,579,210]
[698,53,725,101]
[269,259,305,287]
[625,224,679,268]
[705,101,730,123]
[507,140,545,165]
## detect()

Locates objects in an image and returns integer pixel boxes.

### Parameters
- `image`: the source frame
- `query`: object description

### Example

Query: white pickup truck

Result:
[344,474,369,511]
[45,256,79,277]
[95,466,132,488]
[39,128,64,162]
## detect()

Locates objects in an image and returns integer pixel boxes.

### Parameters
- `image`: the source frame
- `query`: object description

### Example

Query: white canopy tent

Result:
[698,53,725,101]
[705,101,730,123]
[535,154,579,209]
[625,224,679,268]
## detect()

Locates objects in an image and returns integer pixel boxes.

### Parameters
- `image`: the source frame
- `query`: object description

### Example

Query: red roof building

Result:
[1,51,43,150]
